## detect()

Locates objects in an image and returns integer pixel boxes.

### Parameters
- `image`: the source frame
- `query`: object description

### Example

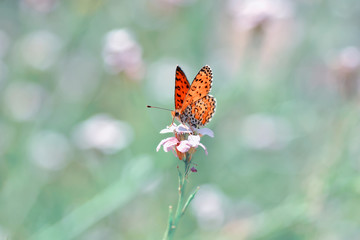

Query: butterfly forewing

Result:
[180,65,212,113]
[174,66,190,110]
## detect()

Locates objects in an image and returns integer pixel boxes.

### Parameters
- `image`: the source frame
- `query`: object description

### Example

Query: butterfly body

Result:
[171,65,216,129]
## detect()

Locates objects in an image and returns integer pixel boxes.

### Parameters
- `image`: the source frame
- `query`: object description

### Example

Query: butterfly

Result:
[171,65,216,129]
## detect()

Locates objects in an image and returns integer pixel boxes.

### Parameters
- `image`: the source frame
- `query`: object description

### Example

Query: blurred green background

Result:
[1,0,360,239]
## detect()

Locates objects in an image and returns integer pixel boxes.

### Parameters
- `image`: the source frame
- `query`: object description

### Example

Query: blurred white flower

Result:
[228,0,293,30]
[223,0,295,72]
[102,29,144,80]
[20,0,58,13]
[191,185,226,230]
[73,114,134,154]
[338,47,360,70]
[241,114,293,150]
[331,46,360,98]
[3,82,46,122]
[19,30,61,70]
[28,131,71,171]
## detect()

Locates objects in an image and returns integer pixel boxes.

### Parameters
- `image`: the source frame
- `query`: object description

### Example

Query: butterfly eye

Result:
[175,112,180,117]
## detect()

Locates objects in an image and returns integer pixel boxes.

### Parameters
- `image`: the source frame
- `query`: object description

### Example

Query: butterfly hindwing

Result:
[197,95,216,126]
[174,66,190,110]
[180,95,216,128]
[181,65,212,112]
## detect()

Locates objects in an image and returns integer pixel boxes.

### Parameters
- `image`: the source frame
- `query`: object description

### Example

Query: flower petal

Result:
[160,124,177,134]
[156,137,178,152]
[177,140,191,153]
[163,137,179,152]
[198,142,208,155]
[156,137,171,151]
[159,128,172,134]
[197,128,214,138]
[176,124,193,134]
[187,135,201,147]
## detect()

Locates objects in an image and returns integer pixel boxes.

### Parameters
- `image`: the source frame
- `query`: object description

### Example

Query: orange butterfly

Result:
[171,65,216,129]
[148,65,216,129]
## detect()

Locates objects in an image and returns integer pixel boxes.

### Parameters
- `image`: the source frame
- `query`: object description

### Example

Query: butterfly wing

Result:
[181,65,212,113]
[197,95,216,126]
[181,95,216,128]
[174,66,190,110]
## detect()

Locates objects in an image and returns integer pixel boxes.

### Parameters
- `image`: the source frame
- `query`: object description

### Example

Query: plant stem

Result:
[163,154,196,240]
[162,206,173,240]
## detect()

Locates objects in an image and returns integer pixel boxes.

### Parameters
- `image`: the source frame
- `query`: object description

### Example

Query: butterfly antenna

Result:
[146,105,173,112]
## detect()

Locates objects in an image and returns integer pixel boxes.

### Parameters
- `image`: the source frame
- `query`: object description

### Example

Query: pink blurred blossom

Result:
[21,0,58,13]
[102,29,144,81]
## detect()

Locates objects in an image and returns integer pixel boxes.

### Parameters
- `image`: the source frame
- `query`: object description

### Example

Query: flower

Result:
[73,114,134,154]
[191,185,226,230]
[19,30,61,71]
[156,137,179,153]
[331,46,360,98]
[177,135,208,155]
[228,0,293,30]
[240,114,292,150]
[21,0,58,13]
[102,29,144,81]
[156,123,213,160]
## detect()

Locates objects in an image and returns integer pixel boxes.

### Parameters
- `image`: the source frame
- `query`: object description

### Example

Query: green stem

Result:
[162,206,173,240]
[163,154,197,240]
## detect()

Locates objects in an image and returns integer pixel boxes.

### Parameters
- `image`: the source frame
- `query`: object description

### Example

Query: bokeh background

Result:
[1,0,360,239]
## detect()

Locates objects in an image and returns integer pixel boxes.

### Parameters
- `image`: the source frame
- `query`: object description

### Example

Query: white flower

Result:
[228,0,293,30]
[241,114,292,150]
[160,123,214,137]
[157,137,179,153]
[177,135,208,155]
[156,123,213,159]
[21,0,58,13]
[191,185,226,230]
[102,29,144,80]
[73,114,133,154]
[19,30,61,70]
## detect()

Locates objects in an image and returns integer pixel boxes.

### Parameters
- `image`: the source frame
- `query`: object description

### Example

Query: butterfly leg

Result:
[189,125,196,134]
[184,120,196,134]
[168,117,175,128]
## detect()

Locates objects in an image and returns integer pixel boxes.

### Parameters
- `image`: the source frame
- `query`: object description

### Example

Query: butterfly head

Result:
[171,110,180,121]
